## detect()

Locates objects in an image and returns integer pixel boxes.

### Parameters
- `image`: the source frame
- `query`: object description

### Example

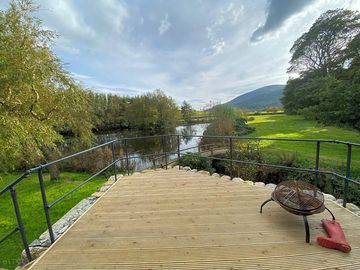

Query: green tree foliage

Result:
[90,93,129,131]
[289,9,360,75]
[203,105,254,142]
[125,90,179,130]
[180,101,194,123]
[283,9,360,130]
[0,0,94,172]
[210,105,238,135]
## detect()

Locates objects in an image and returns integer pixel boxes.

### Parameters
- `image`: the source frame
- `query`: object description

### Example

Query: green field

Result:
[246,114,360,178]
[0,172,107,269]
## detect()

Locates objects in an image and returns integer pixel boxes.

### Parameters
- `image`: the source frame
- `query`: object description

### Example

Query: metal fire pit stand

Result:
[260,180,335,243]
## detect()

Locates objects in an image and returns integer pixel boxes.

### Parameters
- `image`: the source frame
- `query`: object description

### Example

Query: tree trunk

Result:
[40,146,60,181]
[48,164,60,181]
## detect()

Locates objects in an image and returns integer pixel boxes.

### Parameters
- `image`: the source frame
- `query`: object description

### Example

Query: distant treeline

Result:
[282,9,360,130]
[90,90,179,132]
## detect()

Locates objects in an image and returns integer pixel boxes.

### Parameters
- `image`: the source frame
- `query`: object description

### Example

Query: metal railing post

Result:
[343,143,352,207]
[38,168,55,243]
[315,141,320,187]
[111,142,117,181]
[177,135,181,170]
[10,187,32,261]
[163,135,168,169]
[124,139,130,175]
[229,137,233,179]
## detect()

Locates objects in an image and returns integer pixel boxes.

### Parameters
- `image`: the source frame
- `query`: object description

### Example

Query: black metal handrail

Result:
[0,133,359,264]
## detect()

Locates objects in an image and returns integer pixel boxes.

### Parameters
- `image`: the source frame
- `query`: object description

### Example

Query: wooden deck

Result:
[30,168,360,269]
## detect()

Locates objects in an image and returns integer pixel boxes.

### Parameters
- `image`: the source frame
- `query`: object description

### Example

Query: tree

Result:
[180,101,194,123]
[288,9,360,75]
[124,90,179,130]
[283,9,360,130]
[0,0,94,176]
[203,105,253,139]
[90,93,129,131]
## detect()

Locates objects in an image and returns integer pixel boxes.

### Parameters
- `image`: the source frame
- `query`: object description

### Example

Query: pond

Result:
[96,123,209,171]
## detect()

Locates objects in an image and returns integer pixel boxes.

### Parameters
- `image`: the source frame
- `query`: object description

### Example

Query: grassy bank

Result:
[0,172,107,269]
[246,114,360,178]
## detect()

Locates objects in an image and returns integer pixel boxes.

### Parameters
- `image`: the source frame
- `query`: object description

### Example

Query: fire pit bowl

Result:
[260,180,335,243]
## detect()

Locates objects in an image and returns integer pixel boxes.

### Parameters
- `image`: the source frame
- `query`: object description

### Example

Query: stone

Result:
[265,183,276,190]
[232,177,244,183]
[29,239,41,247]
[132,172,141,175]
[15,260,35,270]
[245,180,254,185]
[32,198,96,248]
[91,192,104,198]
[211,173,220,178]
[254,182,265,187]
[141,169,153,173]
[88,196,97,203]
[36,231,55,248]
[191,169,198,172]
[21,247,47,264]
[197,170,209,175]
[107,174,123,182]
[172,165,180,169]
[346,203,360,212]
[336,199,343,205]
[98,185,111,192]
[221,175,231,181]
[323,193,336,201]
[105,179,115,186]
[107,175,116,182]
[182,166,191,171]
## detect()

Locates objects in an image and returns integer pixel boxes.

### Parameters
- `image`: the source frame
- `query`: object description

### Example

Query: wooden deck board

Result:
[30,168,360,269]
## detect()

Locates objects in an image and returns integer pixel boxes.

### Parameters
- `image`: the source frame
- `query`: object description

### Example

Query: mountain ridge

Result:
[225,84,285,110]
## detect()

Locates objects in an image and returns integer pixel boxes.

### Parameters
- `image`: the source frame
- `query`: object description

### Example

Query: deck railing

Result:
[0,134,359,263]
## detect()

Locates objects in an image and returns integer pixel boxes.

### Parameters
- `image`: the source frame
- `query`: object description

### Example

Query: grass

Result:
[0,171,107,270]
[246,114,360,178]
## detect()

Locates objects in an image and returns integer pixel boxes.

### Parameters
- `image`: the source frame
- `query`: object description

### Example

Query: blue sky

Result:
[4,0,360,108]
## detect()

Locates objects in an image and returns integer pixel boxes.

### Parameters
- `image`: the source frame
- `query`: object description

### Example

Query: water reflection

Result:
[97,123,209,171]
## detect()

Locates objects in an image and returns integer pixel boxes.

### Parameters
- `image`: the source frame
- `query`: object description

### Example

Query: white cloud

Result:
[72,72,92,80]
[40,1,95,39]
[203,2,245,56]
[56,38,80,55]
[158,13,171,35]
[36,0,129,52]
[2,0,353,109]
[211,39,226,56]
[222,2,244,25]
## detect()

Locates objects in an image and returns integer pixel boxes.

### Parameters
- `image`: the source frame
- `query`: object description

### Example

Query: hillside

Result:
[226,85,285,110]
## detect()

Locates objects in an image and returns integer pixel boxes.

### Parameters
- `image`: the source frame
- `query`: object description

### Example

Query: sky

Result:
[3,0,360,109]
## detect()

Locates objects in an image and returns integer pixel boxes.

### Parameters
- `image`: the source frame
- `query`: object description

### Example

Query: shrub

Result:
[178,152,213,172]
[60,147,126,174]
